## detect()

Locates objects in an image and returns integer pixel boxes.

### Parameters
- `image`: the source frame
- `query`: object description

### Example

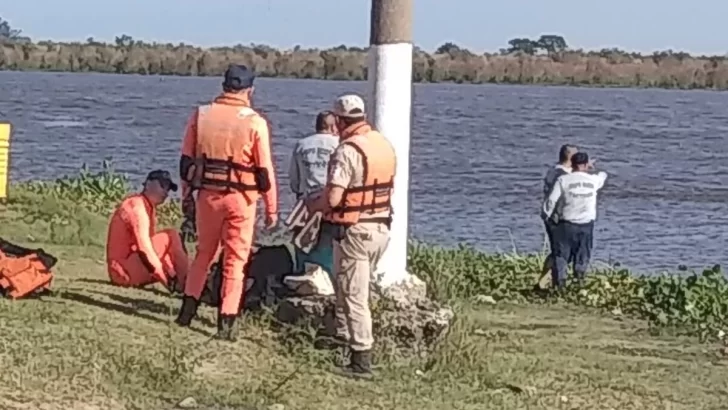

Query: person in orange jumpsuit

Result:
[175,64,279,341]
[106,170,189,292]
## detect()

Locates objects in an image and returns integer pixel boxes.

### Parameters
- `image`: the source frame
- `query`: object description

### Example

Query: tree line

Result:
[2,17,728,90]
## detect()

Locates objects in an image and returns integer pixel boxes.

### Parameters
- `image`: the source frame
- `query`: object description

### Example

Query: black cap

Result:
[145,169,178,192]
[571,152,589,166]
[223,64,255,90]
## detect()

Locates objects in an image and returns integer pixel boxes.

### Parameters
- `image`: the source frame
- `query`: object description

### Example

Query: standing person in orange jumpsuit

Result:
[175,64,279,341]
[106,170,189,292]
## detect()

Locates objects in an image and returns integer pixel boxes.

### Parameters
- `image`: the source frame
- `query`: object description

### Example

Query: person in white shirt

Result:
[542,152,607,289]
[537,144,577,288]
[287,111,340,277]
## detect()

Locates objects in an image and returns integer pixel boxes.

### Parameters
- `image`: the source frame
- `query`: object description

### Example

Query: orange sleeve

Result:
[252,115,278,215]
[180,109,198,198]
[126,199,164,274]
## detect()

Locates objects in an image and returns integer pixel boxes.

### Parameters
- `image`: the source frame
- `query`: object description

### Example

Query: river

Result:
[2,71,728,273]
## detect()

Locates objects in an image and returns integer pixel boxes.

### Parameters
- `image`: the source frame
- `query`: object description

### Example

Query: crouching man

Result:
[542,152,607,289]
[106,170,189,292]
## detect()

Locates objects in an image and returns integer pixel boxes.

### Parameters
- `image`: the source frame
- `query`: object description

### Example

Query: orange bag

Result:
[0,250,54,299]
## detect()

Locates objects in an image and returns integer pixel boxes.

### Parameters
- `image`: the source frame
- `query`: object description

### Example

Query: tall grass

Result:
[7,163,728,343]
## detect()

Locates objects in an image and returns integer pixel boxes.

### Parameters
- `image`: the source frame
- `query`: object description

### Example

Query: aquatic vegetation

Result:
[7,164,728,342]
[411,242,728,341]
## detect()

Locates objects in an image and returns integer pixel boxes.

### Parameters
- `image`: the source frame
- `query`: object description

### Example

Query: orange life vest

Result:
[185,95,271,193]
[325,123,396,226]
[0,250,54,299]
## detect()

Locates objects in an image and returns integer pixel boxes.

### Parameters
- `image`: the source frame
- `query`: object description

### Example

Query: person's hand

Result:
[264,213,278,230]
[587,159,597,170]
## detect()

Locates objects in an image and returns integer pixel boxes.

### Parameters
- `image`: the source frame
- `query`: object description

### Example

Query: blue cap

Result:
[223,64,255,90]
[145,169,178,192]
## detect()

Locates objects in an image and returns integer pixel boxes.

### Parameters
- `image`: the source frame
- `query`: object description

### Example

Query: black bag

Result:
[0,237,58,269]
[199,245,294,311]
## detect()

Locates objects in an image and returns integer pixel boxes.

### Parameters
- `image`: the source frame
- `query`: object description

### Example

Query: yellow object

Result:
[0,122,12,200]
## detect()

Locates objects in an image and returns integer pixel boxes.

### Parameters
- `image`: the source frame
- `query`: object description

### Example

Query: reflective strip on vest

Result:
[326,130,396,225]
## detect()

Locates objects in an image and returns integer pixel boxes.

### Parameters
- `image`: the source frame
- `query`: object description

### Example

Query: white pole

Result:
[368,0,417,288]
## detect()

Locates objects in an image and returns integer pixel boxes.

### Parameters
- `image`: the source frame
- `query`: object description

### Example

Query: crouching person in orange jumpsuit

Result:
[106,170,189,292]
[175,64,279,341]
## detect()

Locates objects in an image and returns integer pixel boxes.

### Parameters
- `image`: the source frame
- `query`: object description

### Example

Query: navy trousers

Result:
[551,220,594,288]
[543,219,558,265]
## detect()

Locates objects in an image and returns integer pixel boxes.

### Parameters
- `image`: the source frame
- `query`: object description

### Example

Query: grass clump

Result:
[2,165,728,409]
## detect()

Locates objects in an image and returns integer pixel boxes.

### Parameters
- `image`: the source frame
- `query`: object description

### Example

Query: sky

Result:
[2,0,726,55]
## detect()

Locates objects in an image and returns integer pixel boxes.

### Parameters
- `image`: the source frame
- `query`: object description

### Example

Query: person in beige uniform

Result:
[314,93,396,379]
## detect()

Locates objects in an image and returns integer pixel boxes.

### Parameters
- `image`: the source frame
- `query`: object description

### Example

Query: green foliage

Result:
[12,161,181,246]
[3,34,728,89]
[535,34,568,53]
[505,35,568,55]
[0,16,30,42]
[409,242,728,342]
[8,167,728,343]
[507,38,539,55]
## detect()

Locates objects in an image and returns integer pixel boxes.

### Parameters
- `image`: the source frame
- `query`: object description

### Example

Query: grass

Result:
[2,162,728,409]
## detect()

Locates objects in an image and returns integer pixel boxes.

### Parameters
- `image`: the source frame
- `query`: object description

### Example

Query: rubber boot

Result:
[175,296,199,327]
[334,350,374,380]
[215,314,239,342]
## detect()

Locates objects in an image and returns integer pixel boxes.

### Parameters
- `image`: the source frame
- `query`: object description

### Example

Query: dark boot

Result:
[175,296,199,327]
[334,350,374,380]
[215,314,239,342]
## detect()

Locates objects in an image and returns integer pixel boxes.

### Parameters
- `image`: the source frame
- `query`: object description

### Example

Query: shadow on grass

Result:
[75,278,173,297]
[58,290,212,337]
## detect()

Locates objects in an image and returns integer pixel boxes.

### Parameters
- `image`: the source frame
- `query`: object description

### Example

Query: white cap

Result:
[333,94,366,118]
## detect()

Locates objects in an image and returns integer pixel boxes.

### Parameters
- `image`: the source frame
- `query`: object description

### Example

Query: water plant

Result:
[7,163,728,342]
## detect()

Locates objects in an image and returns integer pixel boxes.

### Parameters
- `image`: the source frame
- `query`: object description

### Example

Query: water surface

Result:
[2,71,728,273]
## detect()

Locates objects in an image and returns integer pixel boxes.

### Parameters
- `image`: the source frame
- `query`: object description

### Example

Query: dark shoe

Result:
[214,314,239,342]
[333,350,374,380]
[175,296,199,327]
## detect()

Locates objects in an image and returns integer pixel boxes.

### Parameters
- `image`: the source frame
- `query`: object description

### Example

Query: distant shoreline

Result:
[2,40,728,90]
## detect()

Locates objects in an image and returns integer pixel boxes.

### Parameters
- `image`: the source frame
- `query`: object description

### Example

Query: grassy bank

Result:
[2,39,728,90]
[2,163,728,409]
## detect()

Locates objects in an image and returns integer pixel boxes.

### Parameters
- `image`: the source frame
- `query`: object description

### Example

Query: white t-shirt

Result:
[543,171,608,224]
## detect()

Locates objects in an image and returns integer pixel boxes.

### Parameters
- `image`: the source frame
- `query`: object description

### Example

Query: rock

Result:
[176,397,198,409]
[276,295,338,337]
[473,294,497,305]
[373,275,428,309]
[276,274,454,358]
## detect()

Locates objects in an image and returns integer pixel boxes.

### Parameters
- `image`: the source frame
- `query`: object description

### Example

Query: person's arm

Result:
[126,200,166,283]
[542,177,563,221]
[323,144,354,210]
[252,116,279,216]
[288,144,301,197]
[594,171,608,190]
[543,168,556,199]
[179,109,199,200]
